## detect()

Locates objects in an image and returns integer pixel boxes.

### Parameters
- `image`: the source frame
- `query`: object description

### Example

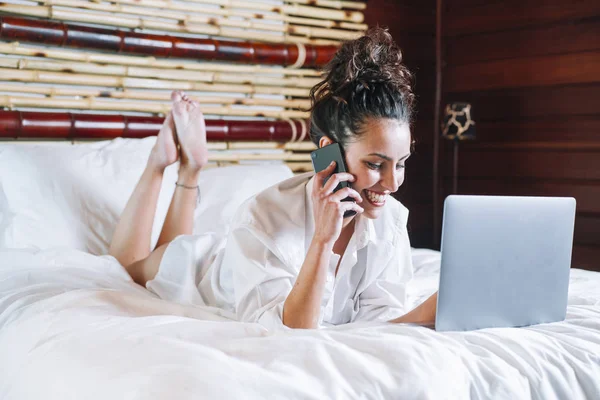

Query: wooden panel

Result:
[401,0,444,9]
[445,18,600,65]
[412,119,434,147]
[411,65,437,96]
[445,51,600,92]
[445,0,600,36]
[574,214,600,247]
[444,0,504,8]
[446,178,600,215]
[401,156,433,211]
[415,91,436,121]
[446,148,600,180]
[444,84,600,120]
[401,180,433,206]
[406,149,434,174]
[572,245,600,271]
[466,117,600,144]
[406,203,434,248]
[364,1,435,35]
[442,1,600,272]
[396,34,435,63]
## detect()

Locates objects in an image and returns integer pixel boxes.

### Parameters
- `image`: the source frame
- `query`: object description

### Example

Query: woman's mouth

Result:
[364,189,387,206]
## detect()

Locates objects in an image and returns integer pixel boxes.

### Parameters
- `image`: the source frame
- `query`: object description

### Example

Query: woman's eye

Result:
[366,162,382,170]
[396,164,406,170]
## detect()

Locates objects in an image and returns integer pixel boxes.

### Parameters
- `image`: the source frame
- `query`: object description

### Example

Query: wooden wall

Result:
[364,0,437,248]
[442,0,600,271]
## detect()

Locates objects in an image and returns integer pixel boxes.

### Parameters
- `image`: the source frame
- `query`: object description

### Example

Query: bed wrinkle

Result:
[460,329,595,399]
[465,332,553,379]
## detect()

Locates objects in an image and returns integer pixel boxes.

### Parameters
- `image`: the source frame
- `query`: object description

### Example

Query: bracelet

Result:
[175,182,201,204]
[175,182,198,190]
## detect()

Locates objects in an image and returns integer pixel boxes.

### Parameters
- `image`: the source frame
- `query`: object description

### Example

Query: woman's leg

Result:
[154,91,209,248]
[122,92,209,287]
[108,111,178,266]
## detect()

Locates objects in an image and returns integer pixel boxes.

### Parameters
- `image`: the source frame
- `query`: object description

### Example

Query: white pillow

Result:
[0,138,293,255]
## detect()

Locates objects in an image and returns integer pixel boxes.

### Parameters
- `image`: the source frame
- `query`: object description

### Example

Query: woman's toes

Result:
[171,90,183,102]
[150,111,179,170]
[172,99,186,117]
[171,102,208,171]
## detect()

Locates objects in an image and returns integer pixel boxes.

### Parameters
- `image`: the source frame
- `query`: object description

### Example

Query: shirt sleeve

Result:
[145,233,226,307]
[353,229,414,323]
[224,224,295,331]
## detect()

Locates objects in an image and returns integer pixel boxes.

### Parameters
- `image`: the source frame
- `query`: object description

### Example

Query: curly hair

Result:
[309,27,415,147]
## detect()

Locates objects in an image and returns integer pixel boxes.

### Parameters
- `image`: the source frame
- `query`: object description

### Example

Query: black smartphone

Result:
[310,142,357,218]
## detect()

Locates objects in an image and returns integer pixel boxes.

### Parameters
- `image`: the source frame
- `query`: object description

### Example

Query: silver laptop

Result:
[435,195,576,332]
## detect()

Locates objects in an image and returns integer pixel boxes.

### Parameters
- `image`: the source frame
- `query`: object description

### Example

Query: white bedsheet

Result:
[0,248,599,399]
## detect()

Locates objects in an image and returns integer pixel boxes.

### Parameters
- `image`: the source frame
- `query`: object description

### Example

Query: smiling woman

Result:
[217,27,438,329]
[120,27,438,331]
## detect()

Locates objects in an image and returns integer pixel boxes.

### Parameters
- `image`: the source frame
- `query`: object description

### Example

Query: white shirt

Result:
[224,172,414,330]
[147,173,414,330]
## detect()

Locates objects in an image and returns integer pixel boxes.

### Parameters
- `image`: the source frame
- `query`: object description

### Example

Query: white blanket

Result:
[1,248,599,399]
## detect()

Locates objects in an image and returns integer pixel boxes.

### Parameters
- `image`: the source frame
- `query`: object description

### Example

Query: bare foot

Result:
[149,111,178,171]
[171,91,209,172]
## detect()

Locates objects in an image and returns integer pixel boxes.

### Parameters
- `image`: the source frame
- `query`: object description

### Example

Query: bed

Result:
[0,139,599,400]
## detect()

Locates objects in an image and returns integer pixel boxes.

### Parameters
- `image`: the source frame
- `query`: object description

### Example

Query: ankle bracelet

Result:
[175,182,200,204]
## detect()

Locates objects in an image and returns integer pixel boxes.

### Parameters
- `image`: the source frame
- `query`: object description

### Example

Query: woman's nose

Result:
[382,169,402,193]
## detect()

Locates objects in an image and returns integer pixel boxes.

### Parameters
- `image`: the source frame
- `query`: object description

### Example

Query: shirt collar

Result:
[355,212,378,250]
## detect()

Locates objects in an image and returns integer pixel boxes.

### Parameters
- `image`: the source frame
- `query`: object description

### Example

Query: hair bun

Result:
[321,27,411,96]
[308,27,415,147]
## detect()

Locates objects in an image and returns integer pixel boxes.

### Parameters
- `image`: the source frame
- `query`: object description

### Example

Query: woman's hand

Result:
[311,161,364,247]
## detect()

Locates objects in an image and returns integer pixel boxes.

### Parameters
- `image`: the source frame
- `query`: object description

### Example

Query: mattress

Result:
[1,247,598,399]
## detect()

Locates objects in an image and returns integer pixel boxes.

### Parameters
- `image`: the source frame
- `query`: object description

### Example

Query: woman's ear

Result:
[319,136,334,148]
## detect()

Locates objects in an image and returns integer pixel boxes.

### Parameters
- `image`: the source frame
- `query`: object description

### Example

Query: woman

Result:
[111,27,437,329]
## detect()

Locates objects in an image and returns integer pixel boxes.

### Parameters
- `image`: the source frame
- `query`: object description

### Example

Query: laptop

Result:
[435,195,576,332]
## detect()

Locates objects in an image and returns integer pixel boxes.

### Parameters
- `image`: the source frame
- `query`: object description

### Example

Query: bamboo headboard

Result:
[0,0,368,172]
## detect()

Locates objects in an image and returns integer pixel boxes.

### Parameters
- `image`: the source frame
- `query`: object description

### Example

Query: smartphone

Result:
[310,142,357,218]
